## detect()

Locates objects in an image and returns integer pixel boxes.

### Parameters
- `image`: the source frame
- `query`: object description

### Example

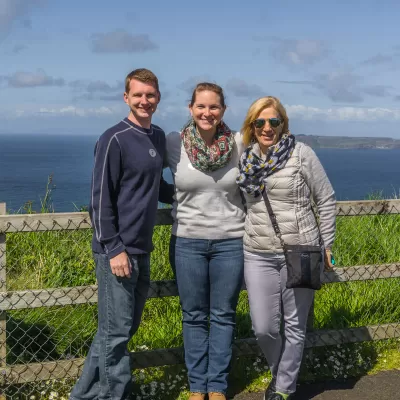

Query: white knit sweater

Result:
[166,131,246,239]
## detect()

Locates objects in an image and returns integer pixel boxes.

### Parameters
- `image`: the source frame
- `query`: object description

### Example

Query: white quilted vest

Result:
[243,142,321,253]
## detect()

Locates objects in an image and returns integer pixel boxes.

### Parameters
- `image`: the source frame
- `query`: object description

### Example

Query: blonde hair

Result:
[242,96,289,146]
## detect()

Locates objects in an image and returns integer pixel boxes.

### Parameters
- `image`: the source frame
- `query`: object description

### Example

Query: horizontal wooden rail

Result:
[335,199,400,216]
[322,263,400,282]
[1,200,400,233]
[1,263,399,311]
[0,212,92,233]
[1,323,398,385]
[0,209,173,233]
[0,281,179,311]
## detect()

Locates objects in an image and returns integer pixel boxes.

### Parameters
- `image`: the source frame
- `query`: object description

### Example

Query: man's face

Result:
[123,79,160,123]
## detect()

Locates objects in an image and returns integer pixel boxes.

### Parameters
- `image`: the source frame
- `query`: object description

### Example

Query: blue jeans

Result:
[169,235,244,394]
[70,252,150,400]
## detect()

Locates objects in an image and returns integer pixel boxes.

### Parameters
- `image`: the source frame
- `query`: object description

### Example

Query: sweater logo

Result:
[149,149,157,157]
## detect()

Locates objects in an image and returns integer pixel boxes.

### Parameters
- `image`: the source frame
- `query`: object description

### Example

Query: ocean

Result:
[0,134,399,212]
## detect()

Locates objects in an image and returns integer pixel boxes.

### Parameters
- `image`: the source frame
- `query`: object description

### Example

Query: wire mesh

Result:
[0,201,399,399]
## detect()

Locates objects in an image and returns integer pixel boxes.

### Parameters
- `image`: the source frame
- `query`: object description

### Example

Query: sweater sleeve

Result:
[165,131,182,171]
[158,131,176,205]
[91,134,126,259]
[159,173,174,204]
[300,144,336,249]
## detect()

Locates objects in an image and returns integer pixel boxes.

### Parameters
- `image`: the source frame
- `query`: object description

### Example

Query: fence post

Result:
[0,203,6,399]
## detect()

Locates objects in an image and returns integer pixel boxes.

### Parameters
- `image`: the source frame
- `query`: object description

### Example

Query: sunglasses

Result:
[253,118,282,129]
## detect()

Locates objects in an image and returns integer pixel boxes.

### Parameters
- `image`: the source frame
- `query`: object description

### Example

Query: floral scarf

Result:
[181,119,235,172]
[236,133,296,197]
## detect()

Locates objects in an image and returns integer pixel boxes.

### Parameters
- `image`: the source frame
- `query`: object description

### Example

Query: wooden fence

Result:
[0,200,399,388]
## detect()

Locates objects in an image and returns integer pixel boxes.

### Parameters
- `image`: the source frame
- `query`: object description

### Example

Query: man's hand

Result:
[324,249,334,271]
[109,252,132,278]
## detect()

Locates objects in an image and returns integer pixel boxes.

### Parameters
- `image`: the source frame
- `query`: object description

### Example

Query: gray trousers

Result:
[244,250,314,395]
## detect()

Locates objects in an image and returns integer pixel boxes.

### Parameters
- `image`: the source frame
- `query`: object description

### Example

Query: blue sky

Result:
[1,0,400,137]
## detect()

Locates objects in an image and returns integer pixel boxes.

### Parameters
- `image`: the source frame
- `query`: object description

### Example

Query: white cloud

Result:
[313,71,363,103]
[152,103,189,132]
[86,80,122,93]
[361,54,394,66]
[11,43,27,53]
[69,79,121,93]
[156,104,187,120]
[0,104,123,119]
[99,93,123,101]
[225,78,264,98]
[178,75,213,94]
[0,0,44,40]
[91,30,158,53]
[3,101,400,125]
[279,70,392,103]
[270,38,328,66]
[69,79,124,101]
[286,104,400,121]
[38,106,116,117]
[7,69,64,88]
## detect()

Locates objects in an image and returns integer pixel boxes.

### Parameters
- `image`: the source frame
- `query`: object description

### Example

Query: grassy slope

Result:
[4,215,400,399]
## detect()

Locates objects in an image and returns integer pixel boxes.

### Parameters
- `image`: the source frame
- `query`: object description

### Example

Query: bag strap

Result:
[262,190,324,248]
[262,190,287,250]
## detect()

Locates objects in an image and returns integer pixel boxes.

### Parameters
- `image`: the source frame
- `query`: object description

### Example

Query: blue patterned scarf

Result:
[236,134,296,197]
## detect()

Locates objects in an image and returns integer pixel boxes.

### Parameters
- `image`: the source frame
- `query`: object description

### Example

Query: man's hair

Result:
[125,68,159,93]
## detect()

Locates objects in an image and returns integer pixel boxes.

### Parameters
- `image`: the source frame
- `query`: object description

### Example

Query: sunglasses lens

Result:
[254,119,265,128]
[269,118,281,128]
[254,118,281,128]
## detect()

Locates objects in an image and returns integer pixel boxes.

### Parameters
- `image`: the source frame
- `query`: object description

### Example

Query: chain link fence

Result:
[0,201,399,399]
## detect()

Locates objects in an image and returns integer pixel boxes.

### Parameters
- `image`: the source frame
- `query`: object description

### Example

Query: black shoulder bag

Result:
[262,191,323,290]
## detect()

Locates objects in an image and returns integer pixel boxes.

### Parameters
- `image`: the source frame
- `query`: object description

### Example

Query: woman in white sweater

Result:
[166,83,245,400]
[236,96,336,400]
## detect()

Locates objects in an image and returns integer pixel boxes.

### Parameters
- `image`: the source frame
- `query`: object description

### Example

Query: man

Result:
[70,68,174,400]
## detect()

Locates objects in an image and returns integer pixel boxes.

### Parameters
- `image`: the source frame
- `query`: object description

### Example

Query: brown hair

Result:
[190,82,226,108]
[242,96,289,146]
[124,68,159,93]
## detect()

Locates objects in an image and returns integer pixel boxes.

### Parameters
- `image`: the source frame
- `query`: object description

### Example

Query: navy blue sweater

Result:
[89,118,174,258]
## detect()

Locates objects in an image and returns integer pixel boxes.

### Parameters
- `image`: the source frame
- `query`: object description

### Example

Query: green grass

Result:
[3,209,400,399]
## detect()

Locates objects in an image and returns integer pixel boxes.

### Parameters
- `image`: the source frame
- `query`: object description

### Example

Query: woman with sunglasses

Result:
[236,96,336,400]
[166,82,246,400]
